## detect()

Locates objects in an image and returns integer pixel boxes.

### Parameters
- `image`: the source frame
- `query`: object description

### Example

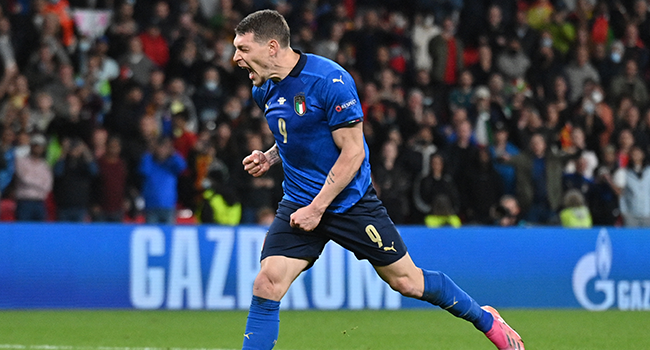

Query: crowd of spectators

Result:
[1,0,650,227]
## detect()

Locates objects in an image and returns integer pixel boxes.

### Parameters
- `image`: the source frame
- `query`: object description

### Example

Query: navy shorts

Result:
[261,186,407,267]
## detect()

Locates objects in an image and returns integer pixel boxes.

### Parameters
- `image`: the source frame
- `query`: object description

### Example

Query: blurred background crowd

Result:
[1,0,650,228]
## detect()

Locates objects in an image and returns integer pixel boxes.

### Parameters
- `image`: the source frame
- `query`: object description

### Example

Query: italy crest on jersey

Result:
[294,94,306,116]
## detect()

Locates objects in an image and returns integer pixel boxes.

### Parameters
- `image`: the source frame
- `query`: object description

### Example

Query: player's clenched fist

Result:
[290,205,324,232]
[243,150,270,177]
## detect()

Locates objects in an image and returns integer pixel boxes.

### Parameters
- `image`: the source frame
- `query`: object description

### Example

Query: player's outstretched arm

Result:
[242,143,281,177]
[290,123,365,231]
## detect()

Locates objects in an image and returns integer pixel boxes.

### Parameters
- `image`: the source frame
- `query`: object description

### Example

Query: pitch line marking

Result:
[0,345,238,350]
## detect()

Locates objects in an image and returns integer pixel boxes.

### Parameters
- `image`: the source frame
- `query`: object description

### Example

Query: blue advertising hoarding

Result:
[0,224,648,310]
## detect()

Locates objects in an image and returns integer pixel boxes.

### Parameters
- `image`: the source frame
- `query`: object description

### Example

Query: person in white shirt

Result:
[14,134,53,221]
[613,145,650,227]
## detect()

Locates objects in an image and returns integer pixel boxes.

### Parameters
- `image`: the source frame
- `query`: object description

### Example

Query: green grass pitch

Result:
[1,309,649,350]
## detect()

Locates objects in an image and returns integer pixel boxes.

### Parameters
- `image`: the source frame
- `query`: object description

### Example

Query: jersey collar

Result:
[287,50,307,78]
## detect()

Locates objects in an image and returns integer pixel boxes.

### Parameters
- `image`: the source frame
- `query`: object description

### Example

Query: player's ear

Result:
[268,39,279,56]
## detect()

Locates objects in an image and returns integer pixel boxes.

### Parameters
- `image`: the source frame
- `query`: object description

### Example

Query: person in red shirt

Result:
[139,23,169,68]
[428,17,464,86]
[172,110,198,210]
[94,135,128,222]
[171,110,197,160]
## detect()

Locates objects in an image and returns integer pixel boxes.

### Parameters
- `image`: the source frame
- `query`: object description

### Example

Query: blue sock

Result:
[419,269,493,333]
[242,296,281,350]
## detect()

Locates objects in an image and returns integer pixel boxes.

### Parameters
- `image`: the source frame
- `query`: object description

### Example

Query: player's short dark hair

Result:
[235,9,291,48]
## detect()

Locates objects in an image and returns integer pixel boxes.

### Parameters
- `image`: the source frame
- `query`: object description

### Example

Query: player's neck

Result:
[269,47,301,82]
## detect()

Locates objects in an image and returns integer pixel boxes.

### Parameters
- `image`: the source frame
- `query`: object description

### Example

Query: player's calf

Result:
[374,253,425,298]
[385,275,422,298]
[420,270,494,332]
[242,296,280,350]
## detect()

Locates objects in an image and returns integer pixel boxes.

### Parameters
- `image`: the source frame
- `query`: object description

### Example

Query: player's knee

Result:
[252,271,277,298]
[388,276,420,298]
[252,270,287,300]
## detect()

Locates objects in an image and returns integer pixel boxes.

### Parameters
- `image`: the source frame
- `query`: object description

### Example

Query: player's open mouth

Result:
[242,66,255,81]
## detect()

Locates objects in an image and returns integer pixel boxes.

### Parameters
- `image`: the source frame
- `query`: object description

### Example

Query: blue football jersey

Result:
[252,51,371,213]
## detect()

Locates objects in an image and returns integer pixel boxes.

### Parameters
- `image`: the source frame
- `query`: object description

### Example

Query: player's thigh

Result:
[261,200,329,262]
[323,195,407,266]
[259,255,313,282]
[256,201,328,300]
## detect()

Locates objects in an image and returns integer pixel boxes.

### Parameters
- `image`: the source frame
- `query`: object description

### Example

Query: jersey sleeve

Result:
[320,70,363,130]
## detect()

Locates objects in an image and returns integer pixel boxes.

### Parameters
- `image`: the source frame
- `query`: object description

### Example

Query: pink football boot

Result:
[482,306,525,350]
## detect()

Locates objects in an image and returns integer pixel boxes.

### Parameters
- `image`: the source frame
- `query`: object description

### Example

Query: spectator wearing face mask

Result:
[193,67,225,127]
[545,4,575,55]
[593,41,624,89]
[511,6,541,59]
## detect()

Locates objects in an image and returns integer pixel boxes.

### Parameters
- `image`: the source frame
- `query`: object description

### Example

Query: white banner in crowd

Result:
[72,9,113,39]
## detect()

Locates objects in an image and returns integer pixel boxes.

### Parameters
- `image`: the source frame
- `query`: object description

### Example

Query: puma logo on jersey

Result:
[383,241,397,252]
[332,75,344,84]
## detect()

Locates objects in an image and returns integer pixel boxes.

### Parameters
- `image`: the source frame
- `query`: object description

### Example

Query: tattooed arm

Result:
[289,123,365,231]
[242,143,281,177]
